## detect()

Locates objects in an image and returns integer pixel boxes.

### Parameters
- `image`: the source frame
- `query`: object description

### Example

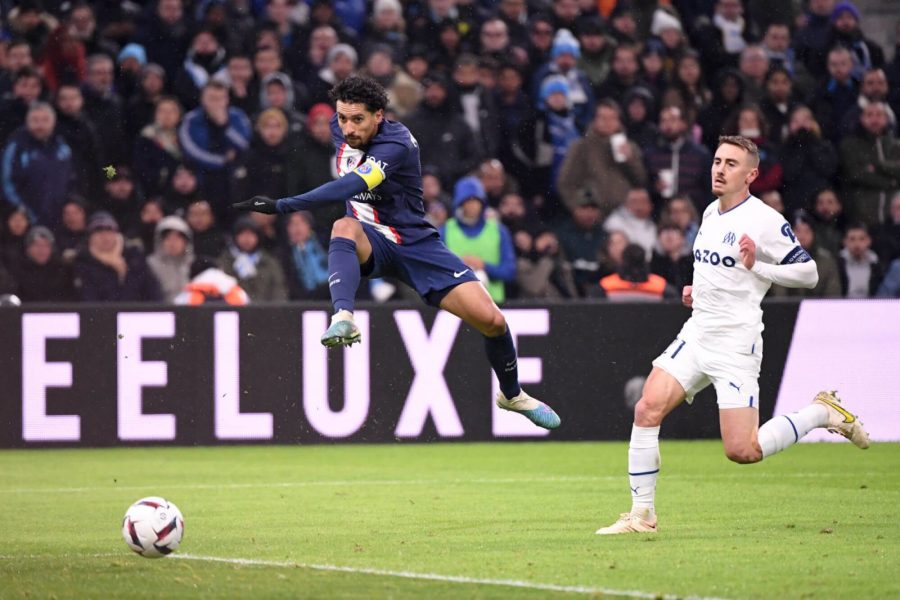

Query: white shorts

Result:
[651,337,762,410]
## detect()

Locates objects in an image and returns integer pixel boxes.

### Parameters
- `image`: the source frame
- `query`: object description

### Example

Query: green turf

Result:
[1,442,898,599]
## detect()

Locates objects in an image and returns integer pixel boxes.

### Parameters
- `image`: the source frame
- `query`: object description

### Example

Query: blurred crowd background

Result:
[0,0,898,305]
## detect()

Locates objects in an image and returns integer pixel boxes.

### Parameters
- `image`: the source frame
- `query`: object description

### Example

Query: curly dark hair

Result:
[329,76,388,113]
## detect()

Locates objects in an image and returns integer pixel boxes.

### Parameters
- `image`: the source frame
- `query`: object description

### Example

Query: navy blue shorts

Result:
[360,223,480,307]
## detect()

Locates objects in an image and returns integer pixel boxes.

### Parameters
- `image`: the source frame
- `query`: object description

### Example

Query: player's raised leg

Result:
[596,367,685,534]
[753,391,870,458]
[439,281,560,430]
[321,217,373,348]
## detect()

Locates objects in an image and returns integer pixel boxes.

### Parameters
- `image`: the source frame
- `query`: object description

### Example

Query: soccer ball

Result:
[121,497,184,558]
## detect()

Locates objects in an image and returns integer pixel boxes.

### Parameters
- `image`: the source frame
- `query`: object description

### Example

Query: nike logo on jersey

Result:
[453,269,470,278]
[254,200,266,207]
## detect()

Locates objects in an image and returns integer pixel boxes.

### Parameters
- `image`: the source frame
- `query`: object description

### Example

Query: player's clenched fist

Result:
[232,196,278,214]
[738,234,756,269]
[681,285,693,308]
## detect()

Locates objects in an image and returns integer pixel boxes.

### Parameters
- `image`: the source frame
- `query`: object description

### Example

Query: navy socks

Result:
[484,328,521,399]
[328,237,361,312]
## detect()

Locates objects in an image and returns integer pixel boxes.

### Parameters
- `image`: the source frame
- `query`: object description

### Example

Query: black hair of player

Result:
[329,76,388,114]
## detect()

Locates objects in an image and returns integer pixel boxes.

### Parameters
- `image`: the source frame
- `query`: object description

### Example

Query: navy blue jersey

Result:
[331,116,437,245]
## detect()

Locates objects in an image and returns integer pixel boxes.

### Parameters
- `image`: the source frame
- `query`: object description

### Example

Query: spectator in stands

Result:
[67,3,119,61]
[40,24,87,95]
[360,0,407,61]
[97,165,142,240]
[643,106,711,211]
[650,222,693,291]
[516,228,577,299]
[115,43,147,102]
[596,44,643,102]
[134,96,183,200]
[173,29,227,110]
[259,73,305,136]
[136,198,165,254]
[56,197,88,262]
[281,210,330,301]
[738,45,769,104]
[532,28,595,132]
[623,86,658,151]
[147,215,193,303]
[557,99,646,214]
[693,0,758,75]
[876,258,900,297]
[453,54,500,159]
[524,15,555,81]
[1,103,74,231]
[220,216,287,302]
[825,1,884,79]
[404,73,480,189]
[813,46,858,143]
[555,188,606,295]
[308,43,358,107]
[361,45,421,119]
[758,66,800,146]
[291,104,343,233]
[135,0,191,82]
[219,54,256,116]
[478,17,513,64]
[770,211,842,298]
[809,188,849,256]
[441,176,516,304]
[291,24,339,87]
[575,17,615,95]
[0,67,44,145]
[781,105,838,213]
[661,51,711,126]
[179,81,252,219]
[163,163,198,214]
[73,211,162,302]
[477,159,517,209]
[638,41,667,102]
[838,222,885,298]
[245,108,293,202]
[125,64,167,142]
[872,192,900,264]
[840,68,896,137]
[597,243,675,301]
[174,255,249,305]
[185,199,226,259]
[604,188,657,260]
[495,0,529,49]
[254,47,309,113]
[661,195,700,253]
[54,83,103,199]
[82,54,127,161]
[839,102,900,226]
[0,40,34,98]
[794,0,838,78]
[1,207,30,274]
[724,106,782,196]
[6,1,55,59]
[761,22,807,88]
[698,68,745,150]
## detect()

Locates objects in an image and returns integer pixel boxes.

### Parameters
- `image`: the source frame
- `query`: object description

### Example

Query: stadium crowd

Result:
[0,0,899,304]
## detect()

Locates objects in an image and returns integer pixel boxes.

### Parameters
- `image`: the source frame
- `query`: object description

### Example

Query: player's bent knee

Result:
[724,445,762,464]
[483,311,507,337]
[634,397,665,427]
[331,217,361,239]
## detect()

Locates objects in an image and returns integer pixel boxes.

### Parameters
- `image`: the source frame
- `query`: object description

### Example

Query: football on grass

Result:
[122,497,184,558]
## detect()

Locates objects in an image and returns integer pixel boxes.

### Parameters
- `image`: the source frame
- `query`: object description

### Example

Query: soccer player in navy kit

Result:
[233,76,560,430]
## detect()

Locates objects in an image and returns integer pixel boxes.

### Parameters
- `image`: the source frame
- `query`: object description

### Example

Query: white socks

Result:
[628,425,660,514]
[758,404,828,458]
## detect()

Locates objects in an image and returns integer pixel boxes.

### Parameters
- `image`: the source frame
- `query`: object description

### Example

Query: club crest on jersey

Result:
[357,162,373,174]
[722,231,736,246]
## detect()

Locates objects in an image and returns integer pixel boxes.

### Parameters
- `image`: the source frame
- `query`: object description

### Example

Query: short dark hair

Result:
[329,76,388,113]
[717,135,760,166]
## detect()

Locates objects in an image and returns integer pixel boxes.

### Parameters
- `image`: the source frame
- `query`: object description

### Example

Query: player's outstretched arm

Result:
[232,173,370,214]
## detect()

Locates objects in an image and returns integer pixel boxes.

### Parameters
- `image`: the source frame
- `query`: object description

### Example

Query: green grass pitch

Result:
[1,442,897,599]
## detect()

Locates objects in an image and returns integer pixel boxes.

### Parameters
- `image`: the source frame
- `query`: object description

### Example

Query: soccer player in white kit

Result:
[596,136,870,535]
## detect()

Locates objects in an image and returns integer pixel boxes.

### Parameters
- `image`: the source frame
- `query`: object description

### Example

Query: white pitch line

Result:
[0,471,862,495]
[172,553,731,600]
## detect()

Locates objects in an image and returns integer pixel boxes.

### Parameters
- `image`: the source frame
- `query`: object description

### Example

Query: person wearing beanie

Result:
[439,176,516,303]
[826,1,885,80]
[147,215,195,303]
[308,43,358,106]
[576,16,617,93]
[73,211,163,302]
[13,225,76,302]
[361,0,407,62]
[532,28,595,132]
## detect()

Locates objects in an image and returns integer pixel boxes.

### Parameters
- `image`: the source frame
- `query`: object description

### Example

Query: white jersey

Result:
[678,195,811,353]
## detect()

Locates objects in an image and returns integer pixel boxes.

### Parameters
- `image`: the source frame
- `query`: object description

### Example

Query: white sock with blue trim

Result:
[758,405,828,458]
[628,425,660,515]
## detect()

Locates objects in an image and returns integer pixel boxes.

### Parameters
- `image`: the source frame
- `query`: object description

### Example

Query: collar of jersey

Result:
[717,194,752,215]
